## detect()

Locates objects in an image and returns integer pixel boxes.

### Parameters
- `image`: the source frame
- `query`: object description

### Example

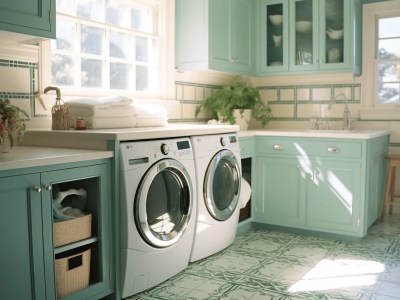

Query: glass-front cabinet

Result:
[256,0,361,76]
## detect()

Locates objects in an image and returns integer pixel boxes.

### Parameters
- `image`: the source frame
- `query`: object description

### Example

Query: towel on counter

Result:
[69,115,137,129]
[67,95,133,109]
[68,105,136,118]
[131,102,168,127]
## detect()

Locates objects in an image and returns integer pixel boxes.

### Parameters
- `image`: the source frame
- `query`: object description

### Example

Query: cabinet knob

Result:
[44,184,52,191]
[328,147,340,153]
[273,144,284,151]
[33,186,42,193]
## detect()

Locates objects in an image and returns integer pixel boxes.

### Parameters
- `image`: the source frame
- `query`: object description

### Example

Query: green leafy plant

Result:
[0,98,29,148]
[195,81,272,127]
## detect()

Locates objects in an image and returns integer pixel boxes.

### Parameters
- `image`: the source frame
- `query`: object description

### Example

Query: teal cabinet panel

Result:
[176,0,254,75]
[254,157,307,226]
[254,135,388,237]
[0,160,112,300]
[239,136,256,158]
[306,159,361,233]
[0,173,49,300]
[0,0,55,39]
[256,0,361,76]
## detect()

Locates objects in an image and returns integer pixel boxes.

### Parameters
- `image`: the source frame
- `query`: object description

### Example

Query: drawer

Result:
[239,137,255,158]
[257,138,362,159]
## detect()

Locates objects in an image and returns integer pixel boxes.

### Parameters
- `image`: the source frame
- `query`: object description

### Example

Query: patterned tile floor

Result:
[127,215,400,300]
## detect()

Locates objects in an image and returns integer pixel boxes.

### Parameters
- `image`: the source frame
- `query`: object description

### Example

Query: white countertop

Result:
[20,124,240,150]
[238,129,390,139]
[0,146,114,171]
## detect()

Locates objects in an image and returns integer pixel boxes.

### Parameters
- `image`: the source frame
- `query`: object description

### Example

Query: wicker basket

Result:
[55,248,91,298]
[53,214,92,247]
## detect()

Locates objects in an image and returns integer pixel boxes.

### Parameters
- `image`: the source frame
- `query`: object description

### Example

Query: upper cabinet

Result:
[175,0,254,75]
[0,0,55,39]
[256,0,362,76]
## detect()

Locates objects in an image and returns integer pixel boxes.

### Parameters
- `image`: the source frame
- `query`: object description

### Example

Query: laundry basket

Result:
[53,213,92,247]
[55,248,91,298]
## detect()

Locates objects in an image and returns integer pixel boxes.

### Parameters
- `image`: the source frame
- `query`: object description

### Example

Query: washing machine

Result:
[119,137,196,298]
[190,133,241,262]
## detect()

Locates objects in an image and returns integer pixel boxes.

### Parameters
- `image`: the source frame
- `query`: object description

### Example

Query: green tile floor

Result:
[127,215,400,300]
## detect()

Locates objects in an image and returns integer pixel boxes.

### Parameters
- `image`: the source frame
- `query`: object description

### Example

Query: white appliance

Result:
[119,138,196,298]
[190,133,241,262]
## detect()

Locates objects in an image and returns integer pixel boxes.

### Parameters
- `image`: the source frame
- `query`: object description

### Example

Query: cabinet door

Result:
[307,160,361,234]
[210,0,253,74]
[0,0,55,38]
[255,157,307,226]
[289,0,319,72]
[0,174,48,300]
[41,163,112,298]
[256,0,289,74]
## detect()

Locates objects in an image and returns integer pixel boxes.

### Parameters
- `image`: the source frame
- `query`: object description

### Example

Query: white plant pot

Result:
[233,109,252,131]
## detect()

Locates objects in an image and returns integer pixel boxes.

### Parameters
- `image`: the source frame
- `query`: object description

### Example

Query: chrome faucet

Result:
[335,93,351,130]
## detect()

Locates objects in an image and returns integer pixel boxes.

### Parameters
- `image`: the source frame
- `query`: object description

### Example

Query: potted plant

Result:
[0,98,29,150]
[195,81,272,130]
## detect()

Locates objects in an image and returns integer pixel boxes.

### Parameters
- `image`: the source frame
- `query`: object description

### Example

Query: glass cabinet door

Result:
[258,0,289,73]
[290,0,318,71]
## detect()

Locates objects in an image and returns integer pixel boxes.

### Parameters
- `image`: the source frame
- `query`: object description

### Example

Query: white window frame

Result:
[363,1,400,107]
[39,0,175,100]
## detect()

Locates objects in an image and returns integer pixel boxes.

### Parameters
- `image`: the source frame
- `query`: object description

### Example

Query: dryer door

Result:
[204,149,241,221]
[135,159,193,248]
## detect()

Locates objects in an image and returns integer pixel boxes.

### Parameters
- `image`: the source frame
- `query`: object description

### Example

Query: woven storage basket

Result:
[52,100,69,130]
[53,213,92,247]
[55,248,91,298]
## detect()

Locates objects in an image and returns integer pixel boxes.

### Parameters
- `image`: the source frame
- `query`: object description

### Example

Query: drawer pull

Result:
[273,144,284,151]
[328,147,340,153]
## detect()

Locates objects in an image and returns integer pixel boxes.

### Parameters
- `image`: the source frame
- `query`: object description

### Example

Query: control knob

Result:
[220,137,227,147]
[161,143,169,155]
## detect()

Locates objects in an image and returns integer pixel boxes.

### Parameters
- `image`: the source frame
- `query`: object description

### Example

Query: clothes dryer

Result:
[190,133,241,262]
[119,138,196,298]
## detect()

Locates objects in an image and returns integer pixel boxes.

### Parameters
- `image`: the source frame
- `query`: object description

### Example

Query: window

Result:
[44,0,163,95]
[376,16,400,105]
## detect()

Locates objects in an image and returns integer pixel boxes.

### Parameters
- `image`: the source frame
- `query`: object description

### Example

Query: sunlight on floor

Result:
[288,259,385,292]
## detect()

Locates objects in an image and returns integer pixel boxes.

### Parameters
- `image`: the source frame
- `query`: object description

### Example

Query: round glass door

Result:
[135,159,192,248]
[204,150,241,221]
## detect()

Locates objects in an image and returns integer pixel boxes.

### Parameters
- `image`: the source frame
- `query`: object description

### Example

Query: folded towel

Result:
[131,102,168,119]
[67,95,133,109]
[68,105,136,118]
[69,115,137,129]
[135,117,168,127]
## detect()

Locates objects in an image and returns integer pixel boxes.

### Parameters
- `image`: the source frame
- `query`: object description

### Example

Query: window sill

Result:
[359,108,400,121]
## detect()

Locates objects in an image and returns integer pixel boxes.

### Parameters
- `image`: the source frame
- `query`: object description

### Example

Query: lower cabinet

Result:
[0,160,112,300]
[254,135,389,237]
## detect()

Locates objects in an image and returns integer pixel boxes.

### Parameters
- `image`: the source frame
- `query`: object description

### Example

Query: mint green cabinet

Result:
[256,0,361,76]
[0,160,112,300]
[254,135,388,237]
[175,0,254,75]
[0,0,55,39]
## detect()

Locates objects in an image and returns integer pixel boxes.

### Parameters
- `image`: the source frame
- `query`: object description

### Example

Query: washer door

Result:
[204,149,241,221]
[135,159,192,248]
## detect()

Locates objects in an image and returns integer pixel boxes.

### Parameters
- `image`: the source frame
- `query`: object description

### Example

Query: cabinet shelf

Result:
[54,237,98,255]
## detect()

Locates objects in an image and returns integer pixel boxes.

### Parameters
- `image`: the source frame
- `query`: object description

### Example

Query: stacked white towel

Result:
[68,96,136,129]
[68,96,169,129]
[131,102,168,127]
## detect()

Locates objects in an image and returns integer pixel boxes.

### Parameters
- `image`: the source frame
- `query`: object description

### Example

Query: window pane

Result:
[378,39,400,59]
[378,62,400,82]
[110,31,131,59]
[136,66,148,91]
[55,18,76,51]
[378,83,400,104]
[110,63,130,89]
[136,37,148,62]
[76,0,101,21]
[52,54,75,86]
[81,59,103,87]
[56,0,71,14]
[379,17,400,39]
[106,0,129,27]
[81,25,104,55]
[131,7,152,33]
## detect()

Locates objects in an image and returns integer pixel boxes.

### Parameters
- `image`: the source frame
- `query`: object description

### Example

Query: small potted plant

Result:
[196,80,272,130]
[0,98,29,150]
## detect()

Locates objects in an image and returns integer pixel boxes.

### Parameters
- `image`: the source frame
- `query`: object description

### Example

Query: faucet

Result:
[334,93,351,130]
